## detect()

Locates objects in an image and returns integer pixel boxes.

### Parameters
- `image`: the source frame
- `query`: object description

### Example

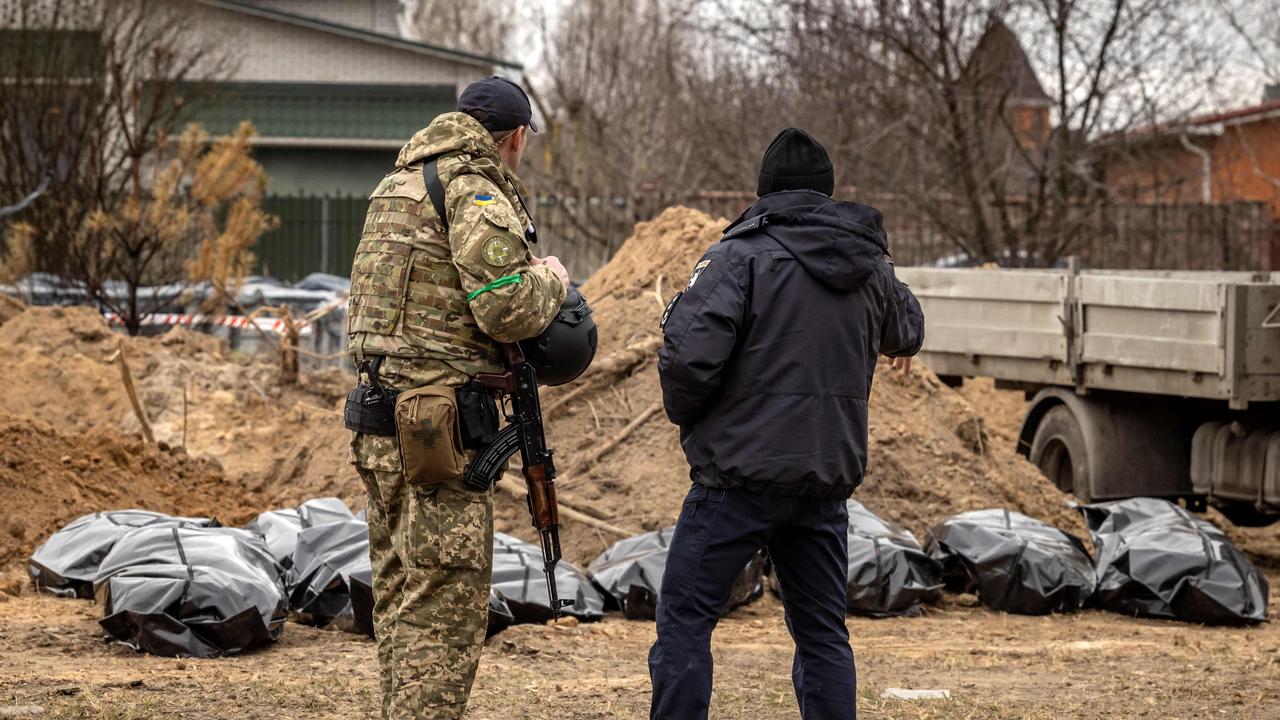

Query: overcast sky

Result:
[476,0,1279,118]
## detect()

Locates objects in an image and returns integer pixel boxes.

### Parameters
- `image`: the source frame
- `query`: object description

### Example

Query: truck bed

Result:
[895,268,1280,408]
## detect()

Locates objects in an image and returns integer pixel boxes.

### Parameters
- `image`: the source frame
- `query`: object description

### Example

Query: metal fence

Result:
[633,191,1279,272]
[255,192,1279,281]
[255,193,646,281]
[257,195,368,281]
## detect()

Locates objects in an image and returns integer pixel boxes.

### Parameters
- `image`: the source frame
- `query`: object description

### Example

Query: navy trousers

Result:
[648,484,856,720]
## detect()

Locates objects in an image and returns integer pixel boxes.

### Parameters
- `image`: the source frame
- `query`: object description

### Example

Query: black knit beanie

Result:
[756,127,835,197]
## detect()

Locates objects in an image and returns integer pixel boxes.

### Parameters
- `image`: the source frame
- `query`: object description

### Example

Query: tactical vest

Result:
[346,156,526,368]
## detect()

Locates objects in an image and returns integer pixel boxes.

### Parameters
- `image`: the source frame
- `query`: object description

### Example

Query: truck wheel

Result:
[1029,405,1091,501]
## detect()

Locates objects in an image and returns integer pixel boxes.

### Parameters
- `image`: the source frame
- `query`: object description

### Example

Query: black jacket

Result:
[658,190,925,499]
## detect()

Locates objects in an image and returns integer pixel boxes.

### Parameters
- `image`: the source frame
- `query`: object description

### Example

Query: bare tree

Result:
[398,1,1249,270]
[1215,0,1280,85]
[718,0,1227,265]
[404,0,521,59]
[0,0,273,333]
[524,0,796,249]
[1,0,106,273]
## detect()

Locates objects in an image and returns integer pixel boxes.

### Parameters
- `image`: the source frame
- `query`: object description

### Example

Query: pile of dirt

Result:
[2,212,1082,576]
[0,413,236,573]
[960,377,1032,447]
[857,367,1081,536]
[513,207,1082,566]
[0,293,24,327]
[0,306,363,560]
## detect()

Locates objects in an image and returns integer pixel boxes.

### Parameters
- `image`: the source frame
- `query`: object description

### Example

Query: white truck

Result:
[896,266,1280,525]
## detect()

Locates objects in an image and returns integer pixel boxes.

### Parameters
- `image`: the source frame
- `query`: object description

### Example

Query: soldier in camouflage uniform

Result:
[347,77,568,720]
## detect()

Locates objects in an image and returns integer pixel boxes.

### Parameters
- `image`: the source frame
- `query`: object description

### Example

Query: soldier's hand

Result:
[532,255,570,288]
[883,355,912,372]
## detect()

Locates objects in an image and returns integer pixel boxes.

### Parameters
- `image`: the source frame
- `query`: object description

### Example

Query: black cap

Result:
[458,76,538,133]
[756,127,834,197]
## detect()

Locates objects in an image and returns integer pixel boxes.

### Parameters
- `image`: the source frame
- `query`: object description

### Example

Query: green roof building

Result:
[159,0,524,279]
[185,0,519,196]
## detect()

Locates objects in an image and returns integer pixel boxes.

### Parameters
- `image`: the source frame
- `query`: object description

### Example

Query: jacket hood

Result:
[396,111,501,168]
[722,190,889,290]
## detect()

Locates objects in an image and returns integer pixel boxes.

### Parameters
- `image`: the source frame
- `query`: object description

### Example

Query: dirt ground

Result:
[3,588,1279,720]
[3,210,1280,718]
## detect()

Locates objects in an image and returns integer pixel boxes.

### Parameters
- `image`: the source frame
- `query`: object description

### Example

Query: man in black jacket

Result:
[648,128,925,720]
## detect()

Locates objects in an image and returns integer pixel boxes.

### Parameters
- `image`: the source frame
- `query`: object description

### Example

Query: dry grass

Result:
[3,585,1278,720]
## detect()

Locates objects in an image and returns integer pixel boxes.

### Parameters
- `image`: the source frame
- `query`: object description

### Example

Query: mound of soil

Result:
[0,413,236,573]
[0,306,364,562]
[960,377,1032,448]
[0,293,24,327]
[2,211,1083,576]
[514,207,1082,566]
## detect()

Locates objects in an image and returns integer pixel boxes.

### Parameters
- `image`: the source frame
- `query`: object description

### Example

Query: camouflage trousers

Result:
[354,434,494,720]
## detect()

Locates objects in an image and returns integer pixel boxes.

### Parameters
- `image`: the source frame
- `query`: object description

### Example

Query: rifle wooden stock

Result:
[474,371,514,394]
[523,463,560,530]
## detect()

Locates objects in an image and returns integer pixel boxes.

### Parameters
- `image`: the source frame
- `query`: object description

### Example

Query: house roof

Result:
[964,20,1052,107]
[1119,98,1280,142]
[194,0,521,71]
[1178,98,1280,129]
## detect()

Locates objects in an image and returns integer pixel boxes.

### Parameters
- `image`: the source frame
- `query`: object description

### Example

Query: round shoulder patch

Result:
[481,235,517,267]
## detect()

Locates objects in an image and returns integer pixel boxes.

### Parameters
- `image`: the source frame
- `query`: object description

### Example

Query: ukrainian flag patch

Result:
[474,194,495,206]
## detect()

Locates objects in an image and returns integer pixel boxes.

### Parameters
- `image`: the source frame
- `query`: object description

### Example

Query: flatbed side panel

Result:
[924,325,1064,359]
[899,267,1279,403]
[917,353,1074,386]
[1079,276,1226,375]
[1083,270,1278,282]
[903,268,1066,303]
[897,269,1067,385]
[1244,284,1280,377]
[1078,276,1223,312]
[1078,364,1231,400]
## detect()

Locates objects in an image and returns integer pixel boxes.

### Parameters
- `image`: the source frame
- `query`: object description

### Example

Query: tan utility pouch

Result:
[395,385,467,488]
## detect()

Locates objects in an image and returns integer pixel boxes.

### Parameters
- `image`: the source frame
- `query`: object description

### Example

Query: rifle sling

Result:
[423,156,449,231]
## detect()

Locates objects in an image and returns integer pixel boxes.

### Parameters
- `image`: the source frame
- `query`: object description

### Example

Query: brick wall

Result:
[1213,119,1280,216]
[1104,116,1280,216]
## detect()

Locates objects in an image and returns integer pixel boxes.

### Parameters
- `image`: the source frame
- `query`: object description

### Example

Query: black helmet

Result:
[520,287,597,386]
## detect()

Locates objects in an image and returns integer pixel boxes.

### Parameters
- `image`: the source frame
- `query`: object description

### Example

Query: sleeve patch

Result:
[481,235,517,267]
[474,194,496,206]
[685,259,712,290]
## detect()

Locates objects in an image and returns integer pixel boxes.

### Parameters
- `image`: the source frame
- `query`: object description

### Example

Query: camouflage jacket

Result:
[346,111,566,389]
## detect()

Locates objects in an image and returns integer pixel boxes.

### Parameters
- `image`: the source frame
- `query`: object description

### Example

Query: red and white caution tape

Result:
[103,312,315,337]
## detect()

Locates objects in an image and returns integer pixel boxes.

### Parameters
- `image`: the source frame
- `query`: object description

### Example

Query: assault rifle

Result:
[464,343,573,618]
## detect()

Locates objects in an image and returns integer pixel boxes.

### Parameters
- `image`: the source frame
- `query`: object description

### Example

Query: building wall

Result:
[1105,118,1280,215]
[1213,119,1280,215]
[256,146,397,195]
[1105,140,1206,204]
[245,0,403,36]
[1011,106,1050,149]
[183,2,487,93]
